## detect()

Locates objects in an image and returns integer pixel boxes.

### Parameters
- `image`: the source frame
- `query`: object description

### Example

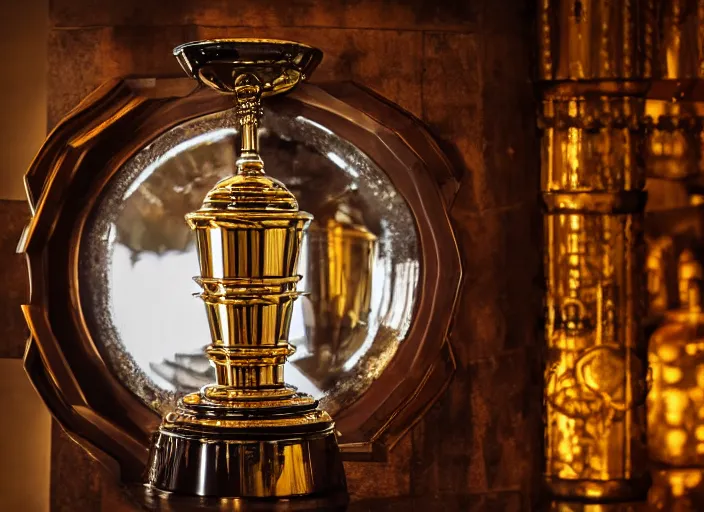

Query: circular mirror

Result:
[79,107,420,418]
[23,81,460,471]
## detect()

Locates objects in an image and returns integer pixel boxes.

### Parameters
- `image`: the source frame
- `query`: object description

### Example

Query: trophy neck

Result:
[234,72,265,176]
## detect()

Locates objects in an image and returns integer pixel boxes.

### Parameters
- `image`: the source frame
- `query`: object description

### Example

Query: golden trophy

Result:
[145,39,348,502]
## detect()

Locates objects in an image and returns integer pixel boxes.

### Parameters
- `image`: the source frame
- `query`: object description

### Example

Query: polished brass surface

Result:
[539,0,652,82]
[78,81,460,455]
[86,108,416,413]
[84,110,414,416]
[145,40,347,499]
[539,2,704,499]
[133,482,349,511]
[540,95,650,501]
[173,39,322,98]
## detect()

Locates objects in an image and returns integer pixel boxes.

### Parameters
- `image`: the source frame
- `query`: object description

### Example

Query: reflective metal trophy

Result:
[146,39,348,502]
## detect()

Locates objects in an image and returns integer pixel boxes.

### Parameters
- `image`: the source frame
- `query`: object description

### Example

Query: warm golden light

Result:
[542,96,648,501]
[648,468,704,510]
[648,254,704,467]
[539,0,704,505]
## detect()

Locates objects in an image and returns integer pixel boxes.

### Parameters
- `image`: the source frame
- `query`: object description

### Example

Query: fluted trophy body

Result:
[145,39,347,502]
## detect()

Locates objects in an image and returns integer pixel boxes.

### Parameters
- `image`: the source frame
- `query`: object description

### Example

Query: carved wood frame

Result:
[20,78,461,481]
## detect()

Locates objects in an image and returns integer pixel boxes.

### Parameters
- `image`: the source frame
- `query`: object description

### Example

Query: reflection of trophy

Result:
[146,39,347,501]
[296,189,377,386]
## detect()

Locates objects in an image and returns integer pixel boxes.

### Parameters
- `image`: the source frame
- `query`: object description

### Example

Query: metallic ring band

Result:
[542,190,647,214]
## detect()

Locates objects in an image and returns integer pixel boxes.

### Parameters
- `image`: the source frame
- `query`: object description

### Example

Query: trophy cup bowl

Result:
[173,39,323,96]
[145,39,347,505]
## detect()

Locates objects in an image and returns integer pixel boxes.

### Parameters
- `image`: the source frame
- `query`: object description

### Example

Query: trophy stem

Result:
[234,73,264,176]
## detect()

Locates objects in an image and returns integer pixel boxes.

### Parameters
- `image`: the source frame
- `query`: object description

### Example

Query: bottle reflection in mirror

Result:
[647,236,675,319]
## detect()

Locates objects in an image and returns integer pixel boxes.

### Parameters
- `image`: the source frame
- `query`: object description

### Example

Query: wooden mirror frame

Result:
[20,77,461,481]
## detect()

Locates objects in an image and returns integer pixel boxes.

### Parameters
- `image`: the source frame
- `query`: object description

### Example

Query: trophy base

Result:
[147,426,346,498]
[544,474,651,502]
[139,483,349,511]
[146,395,347,499]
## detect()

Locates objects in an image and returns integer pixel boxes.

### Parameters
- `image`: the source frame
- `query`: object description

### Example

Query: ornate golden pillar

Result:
[539,0,652,501]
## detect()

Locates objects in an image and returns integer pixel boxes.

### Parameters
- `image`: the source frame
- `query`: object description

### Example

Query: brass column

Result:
[539,0,652,501]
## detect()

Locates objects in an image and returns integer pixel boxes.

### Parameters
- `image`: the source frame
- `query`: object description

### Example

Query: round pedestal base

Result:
[544,474,651,502]
[147,424,347,498]
[130,483,348,511]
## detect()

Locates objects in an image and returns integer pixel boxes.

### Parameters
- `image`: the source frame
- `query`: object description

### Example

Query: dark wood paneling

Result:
[411,5,542,509]
[51,422,103,512]
[195,26,424,117]
[47,27,195,127]
[349,491,524,511]
[0,200,29,358]
[48,26,423,127]
[411,347,541,496]
[50,0,479,32]
[421,32,484,210]
[446,205,541,362]
[345,435,412,501]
